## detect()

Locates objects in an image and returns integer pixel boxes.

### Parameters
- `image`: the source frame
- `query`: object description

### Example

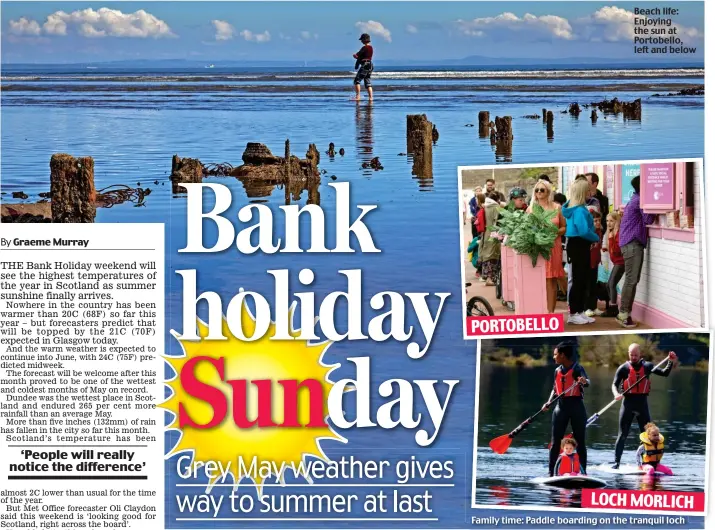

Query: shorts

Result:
[354,61,373,87]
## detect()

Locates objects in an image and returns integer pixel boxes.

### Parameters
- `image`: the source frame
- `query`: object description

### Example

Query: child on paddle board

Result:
[636,422,673,475]
[555,438,586,476]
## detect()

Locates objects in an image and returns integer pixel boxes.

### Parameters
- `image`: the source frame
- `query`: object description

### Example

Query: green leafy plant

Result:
[496,204,559,267]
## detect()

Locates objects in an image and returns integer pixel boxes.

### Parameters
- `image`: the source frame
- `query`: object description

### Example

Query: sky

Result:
[1,1,705,64]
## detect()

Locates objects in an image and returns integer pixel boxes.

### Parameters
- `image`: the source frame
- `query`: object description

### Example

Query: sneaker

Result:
[616,311,628,322]
[620,317,637,328]
[567,313,589,325]
[584,309,596,318]
[602,306,619,317]
[593,309,605,316]
[583,313,596,323]
[612,462,620,470]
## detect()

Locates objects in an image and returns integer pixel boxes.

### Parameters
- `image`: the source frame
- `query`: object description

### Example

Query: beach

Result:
[0,65,706,527]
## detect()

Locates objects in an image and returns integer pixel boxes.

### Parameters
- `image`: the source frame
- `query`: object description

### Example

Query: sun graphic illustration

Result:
[161,301,345,490]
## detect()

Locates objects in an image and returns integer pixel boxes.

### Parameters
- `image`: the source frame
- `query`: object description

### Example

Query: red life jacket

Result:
[625,362,650,395]
[555,365,583,397]
[557,453,580,475]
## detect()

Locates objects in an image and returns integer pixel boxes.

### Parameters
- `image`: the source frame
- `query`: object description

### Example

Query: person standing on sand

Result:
[353,33,374,100]
[611,344,677,469]
[542,342,590,477]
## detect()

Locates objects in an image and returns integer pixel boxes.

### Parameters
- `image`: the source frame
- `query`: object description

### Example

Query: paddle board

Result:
[532,475,607,489]
[596,464,670,476]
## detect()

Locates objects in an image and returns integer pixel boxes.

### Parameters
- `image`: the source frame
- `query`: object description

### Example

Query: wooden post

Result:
[478,111,490,138]
[406,114,434,153]
[546,111,554,140]
[406,114,434,187]
[542,108,547,122]
[490,116,513,162]
[591,110,598,122]
[50,154,96,223]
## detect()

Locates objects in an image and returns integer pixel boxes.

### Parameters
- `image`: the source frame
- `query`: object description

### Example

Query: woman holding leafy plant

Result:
[528,180,566,313]
[562,178,600,325]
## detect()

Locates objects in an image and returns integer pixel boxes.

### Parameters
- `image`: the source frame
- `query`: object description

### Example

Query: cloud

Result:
[212,20,235,41]
[577,6,702,42]
[9,8,174,38]
[300,30,318,40]
[9,17,42,36]
[406,24,418,34]
[240,29,271,43]
[355,20,392,42]
[456,12,574,40]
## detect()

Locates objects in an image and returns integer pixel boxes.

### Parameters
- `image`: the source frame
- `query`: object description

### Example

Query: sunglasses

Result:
[535,188,548,193]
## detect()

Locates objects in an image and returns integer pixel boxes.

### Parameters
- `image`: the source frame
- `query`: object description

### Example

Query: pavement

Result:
[462,222,650,332]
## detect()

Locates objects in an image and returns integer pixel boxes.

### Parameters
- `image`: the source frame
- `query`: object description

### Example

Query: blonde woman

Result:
[562,177,599,325]
[601,211,624,317]
[527,180,565,313]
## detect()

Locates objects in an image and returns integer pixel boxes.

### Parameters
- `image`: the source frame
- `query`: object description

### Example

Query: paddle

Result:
[489,380,580,454]
[547,355,672,448]
[585,355,671,427]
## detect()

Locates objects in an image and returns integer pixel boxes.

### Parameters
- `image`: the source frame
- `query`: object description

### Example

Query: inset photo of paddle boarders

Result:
[471,332,711,514]
[459,159,706,338]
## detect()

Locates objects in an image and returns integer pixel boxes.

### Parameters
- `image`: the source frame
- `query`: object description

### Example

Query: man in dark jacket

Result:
[611,343,677,468]
[586,172,608,233]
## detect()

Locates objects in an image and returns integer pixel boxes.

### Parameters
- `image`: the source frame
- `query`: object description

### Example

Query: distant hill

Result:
[482,333,709,369]
[2,57,704,70]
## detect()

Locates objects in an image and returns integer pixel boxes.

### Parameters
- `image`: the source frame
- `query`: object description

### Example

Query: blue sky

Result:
[1,1,705,63]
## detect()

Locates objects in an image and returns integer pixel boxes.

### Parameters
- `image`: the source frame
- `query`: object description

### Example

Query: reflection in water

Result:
[639,475,664,491]
[237,175,320,205]
[355,101,374,176]
[493,140,513,163]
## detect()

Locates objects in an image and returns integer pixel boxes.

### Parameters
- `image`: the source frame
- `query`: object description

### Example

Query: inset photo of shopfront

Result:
[459,158,706,337]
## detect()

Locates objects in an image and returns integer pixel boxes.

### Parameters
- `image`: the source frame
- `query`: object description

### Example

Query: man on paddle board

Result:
[542,342,590,476]
[611,344,677,469]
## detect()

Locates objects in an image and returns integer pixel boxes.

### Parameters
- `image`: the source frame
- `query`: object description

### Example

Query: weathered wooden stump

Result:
[478,111,490,138]
[406,114,434,153]
[50,154,96,223]
[591,110,598,122]
[546,111,554,140]
[568,103,581,116]
[170,155,203,194]
[243,143,281,165]
[306,144,320,174]
[490,116,513,143]
[406,114,434,185]
[542,108,547,122]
